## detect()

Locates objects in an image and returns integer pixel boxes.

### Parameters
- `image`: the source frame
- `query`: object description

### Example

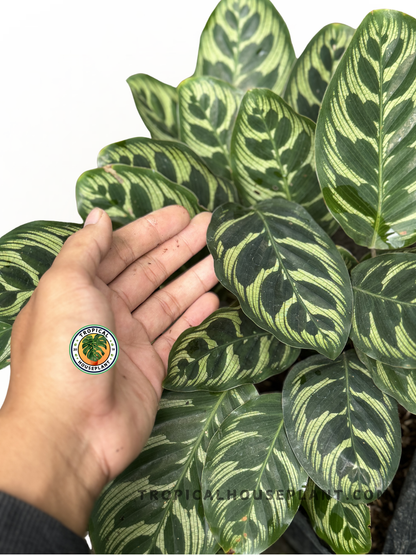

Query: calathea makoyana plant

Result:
[1,1,416,553]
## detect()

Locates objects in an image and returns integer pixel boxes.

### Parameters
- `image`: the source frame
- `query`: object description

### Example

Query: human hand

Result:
[0,206,218,536]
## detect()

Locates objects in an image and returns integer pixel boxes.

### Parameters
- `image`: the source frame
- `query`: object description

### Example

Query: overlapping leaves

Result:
[207,199,352,359]
[195,0,295,93]
[282,350,401,504]
[284,23,354,122]
[351,253,416,368]
[164,306,299,392]
[178,76,242,181]
[76,165,202,227]
[302,480,371,554]
[89,386,257,554]
[127,73,179,140]
[202,393,307,554]
[231,88,336,233]
[97,137,237,211]
[316,10,416,249]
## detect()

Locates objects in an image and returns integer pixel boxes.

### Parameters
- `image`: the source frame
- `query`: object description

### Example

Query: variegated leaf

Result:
[336,246,358,272]
[231,88,337,234]
[195,0,295,94]
[89,386,258,554]
[302,480,371,555]
[207,200,352,359]
[282,350,401,505]
[0,321,11,370]
[76,165,202,228]
[164,306,300,392]
[178,76,242,181]
[356,347,416,415]
[97,137,238,211]
[316,10,416,249]
[0,221,80,369]
[284,23,354,122]
[127,73,179,140]
[351,253,416,368]
[202,393,307,554]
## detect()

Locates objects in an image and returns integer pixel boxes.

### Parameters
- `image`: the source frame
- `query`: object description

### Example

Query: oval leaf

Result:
[202,393,307,554]
[127,73,179,140]
[178,76,242,181]
[0,321,11,370]
[282,350,401,504]
[302,480,371,555]
[231,88,336,234]
[207,199,352,359]
[356,347,416,415]
[89,386,257,554]
[316,10,416,249]
[164,306,300,392]
[195,0,295,93]
[97,137,237,211]
[351,253,416,368]
[284,23,354,122]
[76,164,202,227]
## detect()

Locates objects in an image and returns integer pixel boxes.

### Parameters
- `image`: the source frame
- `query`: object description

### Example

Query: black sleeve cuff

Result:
[0,491,90,554]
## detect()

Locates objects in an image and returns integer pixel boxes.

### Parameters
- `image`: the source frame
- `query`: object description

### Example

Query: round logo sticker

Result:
[69,325,119,374]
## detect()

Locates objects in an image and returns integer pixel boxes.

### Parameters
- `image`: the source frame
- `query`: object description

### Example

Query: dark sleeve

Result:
[0,491,90,554]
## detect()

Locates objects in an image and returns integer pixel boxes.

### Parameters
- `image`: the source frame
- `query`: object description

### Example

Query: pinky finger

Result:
[153,292,220,369]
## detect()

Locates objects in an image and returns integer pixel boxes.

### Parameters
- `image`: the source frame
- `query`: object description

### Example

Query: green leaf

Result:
[231,88,337,234]
[336,246,358,272]
[207,199,352,359]
[76,164,203,227]
[284,23,354,122]
[0,221,81,327]
[164,306,299,392]
[178,76,242,181]
[351,253,416,368]
[127,73,179,140]
[282,350,401,504]
[89,386,257,554]
[356,346,416,415]
[0,321,11,370]
[195,0,295,94]
[202,393,307,554]
[316,10,416,249]
[302,480,371,555]
[97,137,238,211]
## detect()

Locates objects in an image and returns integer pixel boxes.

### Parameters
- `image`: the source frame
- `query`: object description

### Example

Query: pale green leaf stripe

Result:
[284,23,354,122]
[336,246,358,272]
[127,73,179,140]
[164,306,299,392]
[356,346,416,415]
[351,253,416,369]
[178,76,242,181]
[231,88,336,234]
[202,393,307,554]
[207,200,352,359]
[89,386,258,554]
[0,322,11,370]
[282,350,401,505]
[76,165,202,228]
[97,137,238,211]
[302,480,371,555]
[316,10,416,249]
[195,0,295,94]
[0,221,80,326]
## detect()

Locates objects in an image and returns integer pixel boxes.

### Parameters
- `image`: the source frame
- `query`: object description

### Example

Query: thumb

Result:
[52,208,113,279]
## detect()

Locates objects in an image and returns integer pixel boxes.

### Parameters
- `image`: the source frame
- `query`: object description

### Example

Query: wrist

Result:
[0,402,107,536]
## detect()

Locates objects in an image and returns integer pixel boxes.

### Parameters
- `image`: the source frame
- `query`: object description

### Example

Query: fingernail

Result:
[84,207,103,227]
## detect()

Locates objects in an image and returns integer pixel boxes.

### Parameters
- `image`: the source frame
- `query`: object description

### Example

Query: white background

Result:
[1,0,416,404]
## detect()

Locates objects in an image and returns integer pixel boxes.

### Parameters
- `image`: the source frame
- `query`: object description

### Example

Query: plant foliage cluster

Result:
[2,1,416,553]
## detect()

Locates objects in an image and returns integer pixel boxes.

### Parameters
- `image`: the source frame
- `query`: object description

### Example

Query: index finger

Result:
[97,205,191,284]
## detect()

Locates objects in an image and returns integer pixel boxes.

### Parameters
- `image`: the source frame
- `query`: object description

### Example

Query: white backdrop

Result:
[1,0,416,405]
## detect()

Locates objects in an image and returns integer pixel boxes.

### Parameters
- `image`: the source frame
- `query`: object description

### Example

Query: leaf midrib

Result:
[353,285,416,307]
